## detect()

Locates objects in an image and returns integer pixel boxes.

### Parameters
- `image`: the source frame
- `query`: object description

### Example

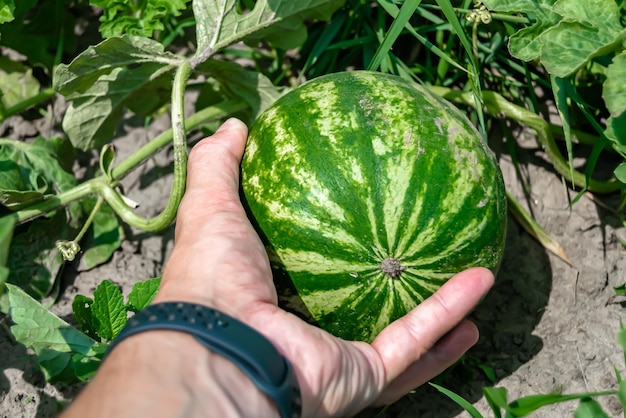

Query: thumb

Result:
[176,118,249,229]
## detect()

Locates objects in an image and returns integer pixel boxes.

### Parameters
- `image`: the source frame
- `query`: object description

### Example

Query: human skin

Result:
[62,118,494,418]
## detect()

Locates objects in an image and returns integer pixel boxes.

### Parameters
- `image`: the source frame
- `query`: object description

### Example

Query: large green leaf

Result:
[54,36,182,150]
[7,283,100,383]
[54,36,181,95]
[507,10,560,61]
[0,137,77,210]
[60,62,176,151]
[604,51,626,118]
[192,0,346,62]
[540,20,624,77]
[484,0,625,76]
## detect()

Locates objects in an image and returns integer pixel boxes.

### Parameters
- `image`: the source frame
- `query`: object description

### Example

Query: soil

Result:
[2,102,626,418]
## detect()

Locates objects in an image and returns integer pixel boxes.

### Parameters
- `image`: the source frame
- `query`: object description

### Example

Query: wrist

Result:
[64,331,278,418]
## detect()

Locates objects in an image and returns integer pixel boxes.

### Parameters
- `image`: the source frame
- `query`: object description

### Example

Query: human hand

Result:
[154,118,494,417]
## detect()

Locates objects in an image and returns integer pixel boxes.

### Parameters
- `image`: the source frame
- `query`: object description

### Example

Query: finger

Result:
[371,267,494,385]
[176,118,249,235]
[373,319,478,405]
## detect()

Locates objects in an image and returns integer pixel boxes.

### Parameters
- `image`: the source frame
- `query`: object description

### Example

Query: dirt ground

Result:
[2,101,626,417]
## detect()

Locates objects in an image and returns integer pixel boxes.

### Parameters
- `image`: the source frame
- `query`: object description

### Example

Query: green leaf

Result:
[197,60,283,119]
[53,36,182,151]
[485,0,625,77]
[614,163,626,184]
[615,283,626,296]
[507,391,617,416]
[573,398,610,418]
[99,144,116,181]
[552,0,622,33]
[192,0,346,63]
[54,35,181,95]
[605,112,626,157]
[484,0,560,61]
[72,294,98,340]
[127,277,161,312]
[604,52,626,118]
[0,66,40,110]
[71,349,105,382]
[7,283,99,383]
[619,379,626,408]
[368,0,422,72]
[79,199,123,271]
[61,62,176,151]
[7,211,69,300]
[430,383,485,418]
[92,280,127,341]
[0,137,77,210]
[90,0,191,38]
[483,386,508,416]
[0,0,15,24]
[551,76,574,185]
[507,13,560,62]
[540,20,624,77]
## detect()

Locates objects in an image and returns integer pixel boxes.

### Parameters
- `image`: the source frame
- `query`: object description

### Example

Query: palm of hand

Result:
[154,119,493,418]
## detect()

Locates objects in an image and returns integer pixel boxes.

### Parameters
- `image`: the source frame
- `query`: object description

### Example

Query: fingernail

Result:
[216,118,243,133]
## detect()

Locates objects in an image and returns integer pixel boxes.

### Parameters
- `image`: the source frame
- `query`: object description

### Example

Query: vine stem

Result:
[99,61,191,231]
[428,86,620,194]
[6,97,247,225]
[0,87,57,121]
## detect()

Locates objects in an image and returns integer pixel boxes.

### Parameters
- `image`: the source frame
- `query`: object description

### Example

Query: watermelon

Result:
[241,71,507,342]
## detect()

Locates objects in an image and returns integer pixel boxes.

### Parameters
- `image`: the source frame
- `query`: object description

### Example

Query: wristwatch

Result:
[106,302,302,418]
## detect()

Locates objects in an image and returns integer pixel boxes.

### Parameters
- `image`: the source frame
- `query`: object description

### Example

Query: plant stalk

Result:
[428,86,621,194]
[4,98,248,225]
[0,88,57,121]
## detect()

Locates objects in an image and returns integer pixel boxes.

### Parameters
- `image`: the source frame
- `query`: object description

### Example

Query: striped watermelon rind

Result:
[242,71,507,342]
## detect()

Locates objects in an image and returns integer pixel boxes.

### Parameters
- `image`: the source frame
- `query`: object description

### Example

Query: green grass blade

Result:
[369,0,423,72]
[430,383,485,418]
[551,76,575,187]
[573,398,611,418]
[301,12,347,75]
[434,0,486,137]
[507,192,573,266]
[507,391,617,416]
[483,386,507,418]
[376,0,467,74]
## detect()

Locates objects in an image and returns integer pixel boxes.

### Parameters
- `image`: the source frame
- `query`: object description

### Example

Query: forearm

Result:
[62,330,278,418]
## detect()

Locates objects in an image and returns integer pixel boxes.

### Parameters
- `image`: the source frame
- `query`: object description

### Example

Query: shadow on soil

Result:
[357,214,552,417]
[0,324,80,418]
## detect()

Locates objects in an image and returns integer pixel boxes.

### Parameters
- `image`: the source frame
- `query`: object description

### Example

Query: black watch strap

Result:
[106,302,301,418]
